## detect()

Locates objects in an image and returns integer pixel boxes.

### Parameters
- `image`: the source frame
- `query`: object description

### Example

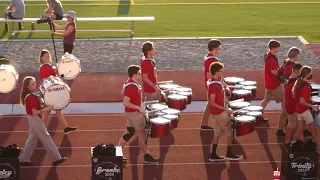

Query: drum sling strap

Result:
[204,55,219,61]
[24,93,45,119]
[207,79,236,144]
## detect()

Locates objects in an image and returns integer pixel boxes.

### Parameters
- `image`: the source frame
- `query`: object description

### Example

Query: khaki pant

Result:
[265,85,284,103]
[287,112,298,129]
[297,110,314,125]
[200,103,210,126]
[143,92,161,102]
[278,106,288,129]
[210,112,232,136]
[126,111,145,131]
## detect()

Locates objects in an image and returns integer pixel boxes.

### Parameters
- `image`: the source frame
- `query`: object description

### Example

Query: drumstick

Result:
[157,80,173,84]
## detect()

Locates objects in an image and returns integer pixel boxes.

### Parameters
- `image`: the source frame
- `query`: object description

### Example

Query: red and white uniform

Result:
[40,63,56,80]
[24,93,41,115]
[264,52,281,89]
[203,53,218,89]
[123,79,142,112]
[207,78,225,115]
[140,56,157,93]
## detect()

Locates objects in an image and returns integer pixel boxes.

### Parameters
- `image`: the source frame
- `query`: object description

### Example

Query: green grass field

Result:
[1,0,320,42]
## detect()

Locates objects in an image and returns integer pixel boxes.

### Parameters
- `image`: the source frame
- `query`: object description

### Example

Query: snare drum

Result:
[229,101,251,110]
[150,117,171,138]
[158,83,180,96]
[0,65,19,94]
[162,114,179,130]
[40,76,71,110]
[246,111,263,125]
[242,105,263,112]
[177,91,192,104]
[57,53,81,80]
[167,94,188,111]
[243,86,257,99]
[146,103,168,118]
[311,96,320,105]
[234,115,256,136]
[224,77,245,86]
[231,89,252,102]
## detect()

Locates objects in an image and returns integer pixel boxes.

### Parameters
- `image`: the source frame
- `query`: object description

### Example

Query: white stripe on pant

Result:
[20,115,61,162]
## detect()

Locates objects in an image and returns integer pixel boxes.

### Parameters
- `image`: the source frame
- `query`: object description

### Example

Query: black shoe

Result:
[209,154,225,161]
[143,154,159,164]
[225,153,243,161]
[200,126,214,131]
[303,129,312,138]
[20,161,34,166]
[64,126,78,134]
[276,129,286,137]
[52,157,66,166]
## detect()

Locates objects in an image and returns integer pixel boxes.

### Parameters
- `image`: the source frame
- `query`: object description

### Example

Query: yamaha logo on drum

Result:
[94,162,121,180]
[290,157,315,177]
[0,164,16,179]
[48,87,65,92]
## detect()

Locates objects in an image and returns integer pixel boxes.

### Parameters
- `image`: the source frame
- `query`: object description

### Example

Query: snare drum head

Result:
[147,103,168,110]
[161,108,180,114]
[240,81,257,86]
[43,84,71,109]
[310,83,320,90]
[162,114,179,120]
[229,101,250,108]
[235,115,256,122]
[0,65,18,93]
[224,77,245,84]
[312,96,320,103]
[243,86,257,90]
[243,106,263,111]
[176,87,192,92]
[247,111,262,117]
[158,83,180,90]
[150,117,171,124]
[168,94,188,100]
[233,89,251,95]
[57,56,81,80]
[178,91,192,96]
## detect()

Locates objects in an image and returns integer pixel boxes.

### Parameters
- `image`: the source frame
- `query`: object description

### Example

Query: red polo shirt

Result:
[203,53,218,89]
[295,83,311,114]
[282,60,295,78]
[141,57,157,93]
[40,64,56,80]
[207,78,224,115]
[124,78,142,112]
[284,78,297,114]
[25,94,41,115]
[264,52,281,89]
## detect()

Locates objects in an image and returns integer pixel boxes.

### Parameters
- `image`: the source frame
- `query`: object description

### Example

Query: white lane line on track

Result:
[20,160,320,168]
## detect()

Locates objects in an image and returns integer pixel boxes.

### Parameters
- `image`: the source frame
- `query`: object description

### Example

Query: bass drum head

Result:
[43,84,70,109]
[57,57,81,80]
[0,68,17,93]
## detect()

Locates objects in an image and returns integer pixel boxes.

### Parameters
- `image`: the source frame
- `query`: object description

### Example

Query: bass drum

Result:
[57,53,81,80]
[0,65,19,94]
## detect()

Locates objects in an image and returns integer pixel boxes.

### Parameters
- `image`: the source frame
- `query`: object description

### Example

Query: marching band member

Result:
[118,65,159,164]
[200,39,222,131]
[39,49,77,134]
[140,41,163,101]
[207,62,243,161]
[19,76,66,166]
[292,66,319,144]
[260,39,287,136]
[284,63,302,145]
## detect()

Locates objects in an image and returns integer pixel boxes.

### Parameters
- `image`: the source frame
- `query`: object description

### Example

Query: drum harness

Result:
[24,92,46,119]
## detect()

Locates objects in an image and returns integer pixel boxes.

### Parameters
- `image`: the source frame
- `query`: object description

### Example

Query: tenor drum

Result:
[177,91,192,104]
[239,81,257,87]
[229,101,251,110]
[231,89,252,102]
[162,114,179,130]
[146,103,168,118]
[0,65,19,94]
[40,76,71,110]
[167,94,188,111]
[311,96,320,105]
[224,77,245,86]
[233,109,249,117]
[175,87,192,93]
[243,86,257,99]
[161,108,181,115]
[57,53,81,80]
[247,111,263,125]
[158,83,180,96]
[234,115,256,136]
[150,117,171,138]
[242,105,263,112]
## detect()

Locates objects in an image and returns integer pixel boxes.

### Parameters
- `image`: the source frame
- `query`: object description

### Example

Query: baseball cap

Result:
[64,11,77,21]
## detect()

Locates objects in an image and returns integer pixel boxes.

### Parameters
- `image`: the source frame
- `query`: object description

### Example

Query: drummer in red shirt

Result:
[200,39,221,131]
[207,62,243,161]
[292,66,319,144]
[260,40,287,136]
[283,63,302,145]
[38,49,77,134]
[118,65,159,164]
[140,41,164,101]
[280,47,300,79]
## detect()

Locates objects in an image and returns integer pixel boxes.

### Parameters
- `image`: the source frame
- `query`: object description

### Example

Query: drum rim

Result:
[150,117,171,124]
[162,114,179,119]
[235,115,256,122]
[243,106,263,111]
[168,94,188,99]
[224,77,245,83]
[311,96,320,102]
[239,81,257,85]
[229,101,251,107]
[243,85,257,90]
[232,89,252,95]
[246,111,263,116]
[177,91,192,95]
[147,103,168,110]
[158,83,180,88]
[161,108,180,114]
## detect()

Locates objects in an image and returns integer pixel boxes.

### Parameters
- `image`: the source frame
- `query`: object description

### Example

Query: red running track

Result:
[0,112,319,180]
